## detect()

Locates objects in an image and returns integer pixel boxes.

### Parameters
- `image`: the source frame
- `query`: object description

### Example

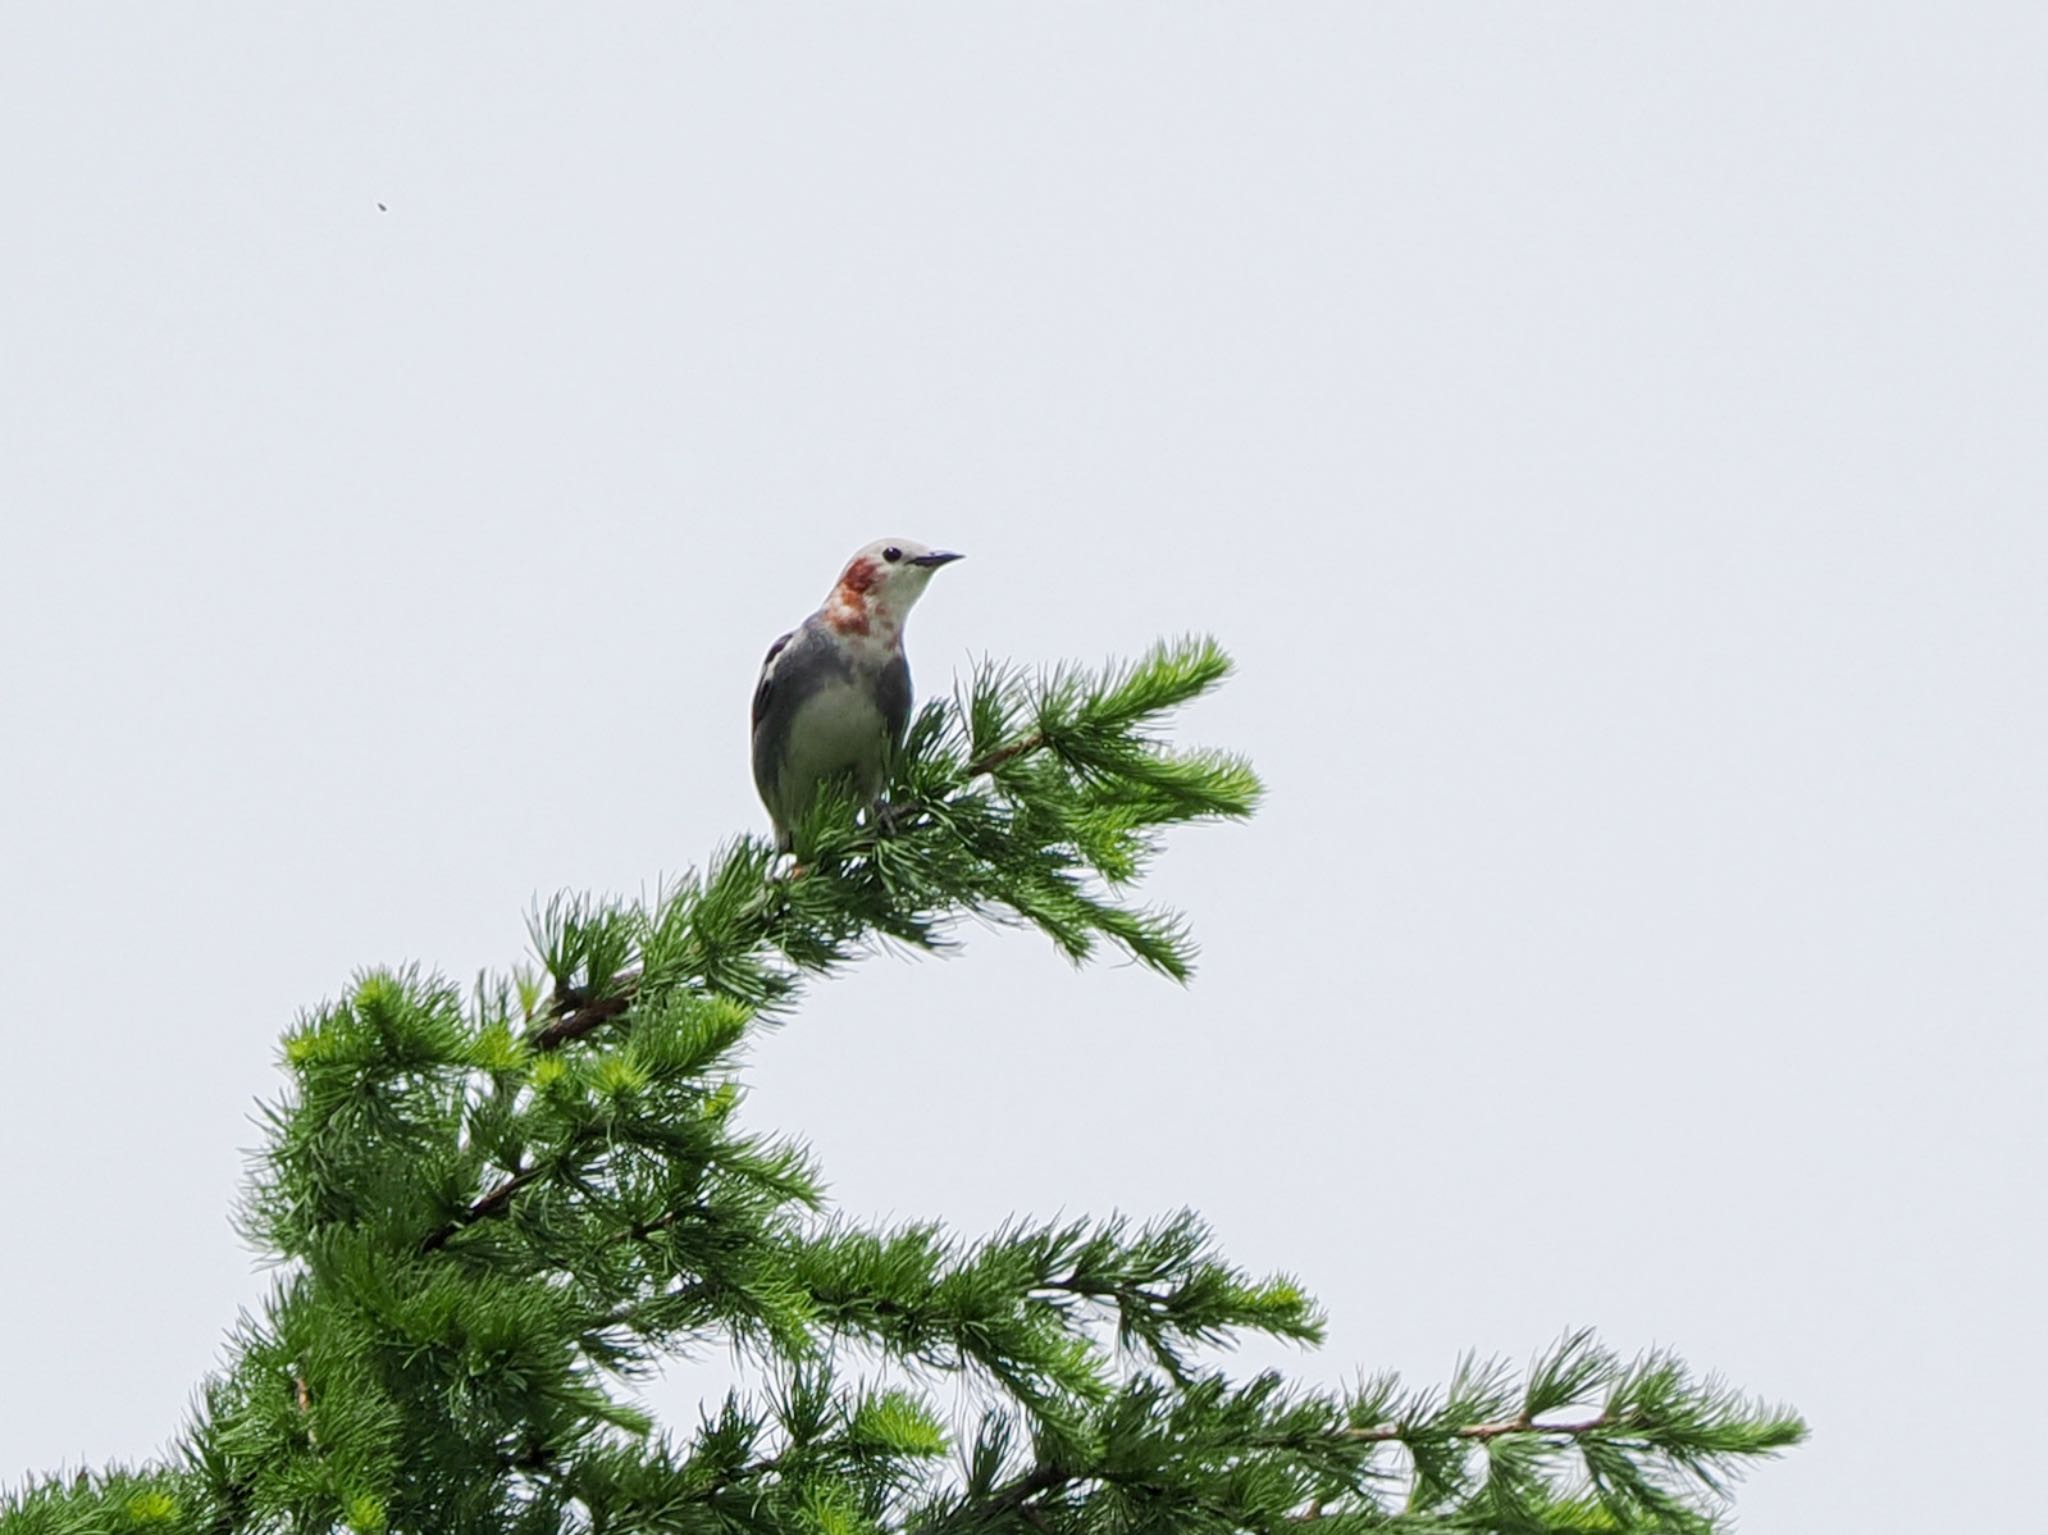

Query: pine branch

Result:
[418,1162,539,1252]
[977,1462,1073,1520]
[529,990,633,1052]
[965,731,1047,778]
[0,639,1807,1535]
[409,646,1253,1258]
[1338,1411,1614,1443]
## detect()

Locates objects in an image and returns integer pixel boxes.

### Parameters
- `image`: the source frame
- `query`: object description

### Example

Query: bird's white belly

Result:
[783,676,889,799]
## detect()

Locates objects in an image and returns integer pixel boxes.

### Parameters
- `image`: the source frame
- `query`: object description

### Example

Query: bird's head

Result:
[822,538,963,639]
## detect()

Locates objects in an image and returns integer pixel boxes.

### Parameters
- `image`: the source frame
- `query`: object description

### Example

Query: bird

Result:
[752,538,964,852]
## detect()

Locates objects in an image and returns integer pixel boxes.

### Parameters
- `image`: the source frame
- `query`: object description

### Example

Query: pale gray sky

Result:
[2,7,2042,1529]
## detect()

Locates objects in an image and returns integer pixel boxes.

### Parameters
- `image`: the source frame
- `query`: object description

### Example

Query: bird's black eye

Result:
[882,546,903,563]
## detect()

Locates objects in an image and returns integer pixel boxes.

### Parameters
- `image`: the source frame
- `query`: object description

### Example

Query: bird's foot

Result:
[868,799,916,839]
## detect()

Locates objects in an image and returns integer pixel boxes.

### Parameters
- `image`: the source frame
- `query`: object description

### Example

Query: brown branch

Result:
[904,1460,1080,1535]
[1338,1412,1613,1444]
[292,1371,320,1449]
[949,1414,1624,1535]
[627,1199,717,1241]
[967,731,1047,778]
[420,1163,541,1253]
[986,1464,1074,1516]
[1286,1416,1623,1524]
[529,991,633,1052]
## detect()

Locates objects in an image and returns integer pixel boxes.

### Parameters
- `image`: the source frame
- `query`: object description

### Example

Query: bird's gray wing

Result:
[751,630,798,812]
[752,631,794,731]
[875,650,912,762]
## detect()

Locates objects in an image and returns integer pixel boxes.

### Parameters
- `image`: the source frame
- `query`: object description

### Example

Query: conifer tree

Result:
[2,639,1803,1534]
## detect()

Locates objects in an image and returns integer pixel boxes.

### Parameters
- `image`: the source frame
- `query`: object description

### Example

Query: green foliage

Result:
[1,640,1802,1534]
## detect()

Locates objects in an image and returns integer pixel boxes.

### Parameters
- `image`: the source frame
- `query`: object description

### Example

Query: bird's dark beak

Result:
[910,550,964,568]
